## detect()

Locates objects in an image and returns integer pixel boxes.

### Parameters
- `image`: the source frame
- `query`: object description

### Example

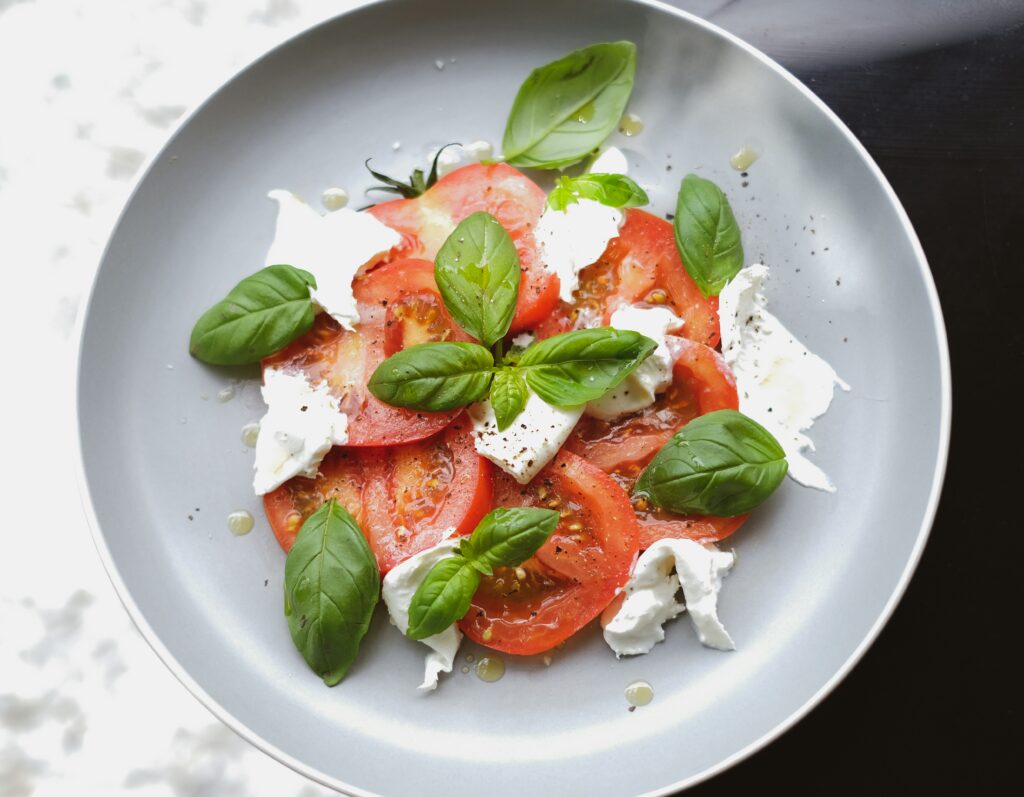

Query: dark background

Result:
[669,2,1022,793]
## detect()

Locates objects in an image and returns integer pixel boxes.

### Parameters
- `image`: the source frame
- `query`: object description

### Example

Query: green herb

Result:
[633,409,788,517]
[283,500,380,686]
[547,173,648,212]
[366,342,494,411]
[502,41,637,169]
[517,327,657,407]
[189,265,317,365]
[673,174,744,298]
[364,144,458,199]
[434,212,520,347]
[489,368,529,431]
[406,507,559,640]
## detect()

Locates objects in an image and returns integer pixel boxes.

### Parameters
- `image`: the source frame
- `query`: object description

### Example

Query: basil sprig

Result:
[284,500,380,686]
[517,328,657,406]
[547,173,649,212]
[189,265,316,365]
[366,342,494,412]
[633,410,788,517]
[434,212,520,347]
[406,507,559,640]
[502,41,637,169]
[674,174,744,298]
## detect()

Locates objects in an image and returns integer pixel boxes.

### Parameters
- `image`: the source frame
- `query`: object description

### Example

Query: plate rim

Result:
[72,1,952,794]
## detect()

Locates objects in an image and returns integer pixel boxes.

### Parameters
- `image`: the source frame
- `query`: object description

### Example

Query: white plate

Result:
[75,1,950,794]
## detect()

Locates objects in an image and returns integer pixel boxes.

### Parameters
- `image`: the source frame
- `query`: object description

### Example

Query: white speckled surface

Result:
[0,2,353,793]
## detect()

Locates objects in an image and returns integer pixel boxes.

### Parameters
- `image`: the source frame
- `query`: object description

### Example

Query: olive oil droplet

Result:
[625,679,654,708]
[729,145,759,171]
[575,100,597,124]
[619,112,644,136]
[217,386,235,402]
[475,655,505,683]
[241,421,260,448]
[321,187,349,211]
[227,510,255,536]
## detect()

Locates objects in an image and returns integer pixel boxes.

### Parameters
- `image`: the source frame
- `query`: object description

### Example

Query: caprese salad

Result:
[189,41,846,691]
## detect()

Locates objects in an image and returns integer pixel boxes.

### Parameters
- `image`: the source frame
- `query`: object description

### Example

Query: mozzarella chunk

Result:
[603,539,735,657]
[253,369,348,495]
[589,145,629,175]
[430,140,494,177]
[468,391,583,484]
[586,304,685,420]
[718,264,849,491]
[265,190,401,330]
[536,199,624,303]
[381,535,462,692]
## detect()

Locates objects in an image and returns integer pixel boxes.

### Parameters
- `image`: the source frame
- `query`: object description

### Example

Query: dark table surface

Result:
[664,2,1022,793]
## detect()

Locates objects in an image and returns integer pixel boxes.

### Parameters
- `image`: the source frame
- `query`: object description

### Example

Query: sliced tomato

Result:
[263,415,492,573]
[263,259,469,447]
[531,209,721,347]
[565,338,746,548]
[360,417,492,573]
[368,163,558,333]
[459,451,639,655]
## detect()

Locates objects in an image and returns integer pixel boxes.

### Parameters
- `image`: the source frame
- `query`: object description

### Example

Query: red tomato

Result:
[565,338,747,548]
[459,451,639,655]
[263,259,469,447]
[367,163,558,333]
[530,209,721,347]
[262,415,492,574]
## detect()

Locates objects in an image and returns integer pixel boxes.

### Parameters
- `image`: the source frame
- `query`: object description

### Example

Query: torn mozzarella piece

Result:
[589,145,629,175]
[586,304,685,420]
[253,369,348,495]
[265,190,401,330]
[468,391,583,484]
[603,539,735,657]
[718,264,849,491]
[430,140,494,177]
[536,199,624,303]
[381,535,463,692]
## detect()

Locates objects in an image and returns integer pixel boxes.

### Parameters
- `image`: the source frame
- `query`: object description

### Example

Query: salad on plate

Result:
[188,41,846,694]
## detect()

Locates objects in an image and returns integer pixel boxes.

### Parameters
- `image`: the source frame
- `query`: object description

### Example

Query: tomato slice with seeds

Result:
[528,209,721,347]
[367,163,557,333]
[459,451,639,655]
[262,259,469,447]
[263,415,491,573]
[565,338,747,548]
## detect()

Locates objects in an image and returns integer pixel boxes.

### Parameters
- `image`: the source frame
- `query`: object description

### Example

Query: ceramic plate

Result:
[75,0,950,794]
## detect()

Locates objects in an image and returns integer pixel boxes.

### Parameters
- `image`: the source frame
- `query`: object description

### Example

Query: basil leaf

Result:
[406,506,559,640]
[633,409,788,517]
[502,41,637,169]
[406,556,481,641]
[367,342,494,412]
[518,328,657,406]
[674,174,744,298]
[434,212,520,347]
[460,507,560,574]
[490,369,529,432]
[547,173,648,212]
[189,265,317,365]
[284,500,380,686]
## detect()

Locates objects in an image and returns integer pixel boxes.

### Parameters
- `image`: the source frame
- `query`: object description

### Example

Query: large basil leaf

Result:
[284,500,380,686]
[633,409,788,517]
[502,41,637,169]
[434,212,520,347]
[489,368,529,432]
[517,327,657,406]
[674,174,744,298]
[406,507,559,640]
[367,342,494,411]
[547,173,648,212]
[189,265,317,365]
